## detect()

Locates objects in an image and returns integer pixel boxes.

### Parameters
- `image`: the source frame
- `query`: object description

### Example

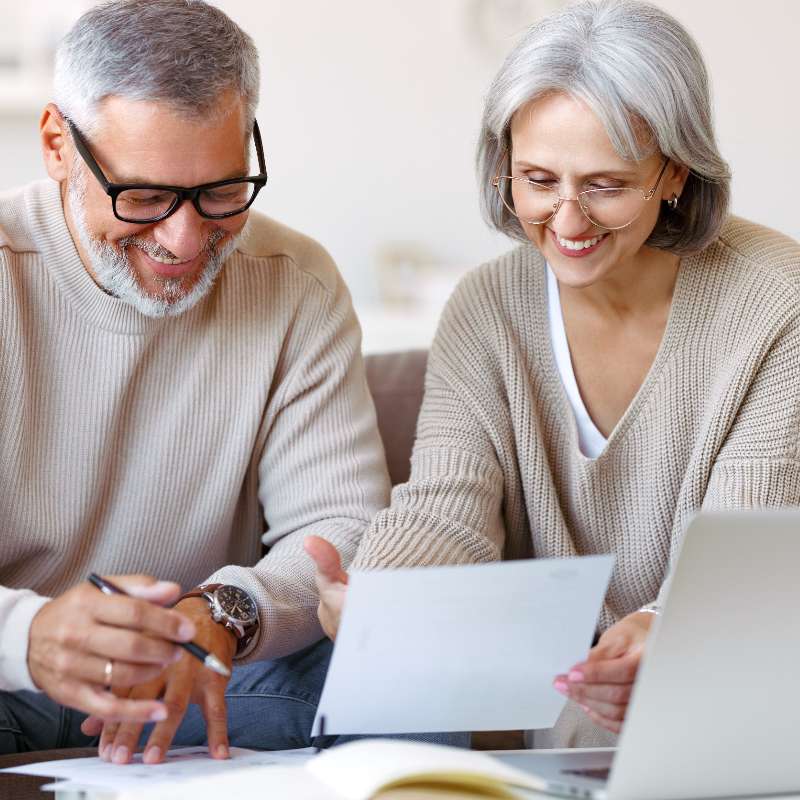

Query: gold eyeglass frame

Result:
[491,150,670,231]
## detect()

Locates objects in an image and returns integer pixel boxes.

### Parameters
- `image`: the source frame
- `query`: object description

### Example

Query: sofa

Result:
[364,349,429,486]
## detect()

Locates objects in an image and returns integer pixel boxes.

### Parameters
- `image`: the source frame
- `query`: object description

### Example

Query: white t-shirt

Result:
[546,264,608,459]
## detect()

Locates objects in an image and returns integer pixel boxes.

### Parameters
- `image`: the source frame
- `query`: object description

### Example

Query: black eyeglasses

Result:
[66,117,268,224]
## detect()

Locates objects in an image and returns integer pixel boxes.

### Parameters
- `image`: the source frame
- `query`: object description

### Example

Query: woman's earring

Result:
[667,194,679,210]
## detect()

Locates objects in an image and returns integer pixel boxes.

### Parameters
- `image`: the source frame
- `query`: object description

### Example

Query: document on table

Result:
[313,555,614,735]
[1,745,315,794]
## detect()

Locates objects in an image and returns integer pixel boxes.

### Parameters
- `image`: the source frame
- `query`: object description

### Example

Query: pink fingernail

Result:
[568,670,585,683]
[553,679,568,695]
[112,746,129,764]
[150,707,168,721]
[216,744,229,759]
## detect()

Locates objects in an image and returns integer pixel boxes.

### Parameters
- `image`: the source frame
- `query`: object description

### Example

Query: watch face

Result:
[216,585,257,624]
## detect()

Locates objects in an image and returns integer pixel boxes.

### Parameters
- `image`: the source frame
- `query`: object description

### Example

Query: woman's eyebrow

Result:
[512,160,639,179]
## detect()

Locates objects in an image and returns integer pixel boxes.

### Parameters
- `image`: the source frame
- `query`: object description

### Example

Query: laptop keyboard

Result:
[562,768,610,782]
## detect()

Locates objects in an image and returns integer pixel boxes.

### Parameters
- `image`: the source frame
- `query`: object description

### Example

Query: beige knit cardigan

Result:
[353,216,800,747]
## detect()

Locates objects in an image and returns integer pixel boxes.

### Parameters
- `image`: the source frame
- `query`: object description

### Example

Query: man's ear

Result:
[40,103,71,182]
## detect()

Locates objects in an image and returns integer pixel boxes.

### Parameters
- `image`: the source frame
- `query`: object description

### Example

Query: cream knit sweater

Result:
[353,216,800,747]
[0,180,390,692]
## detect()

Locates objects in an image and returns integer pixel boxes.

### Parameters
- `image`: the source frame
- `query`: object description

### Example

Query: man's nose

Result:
[152,201,208,261]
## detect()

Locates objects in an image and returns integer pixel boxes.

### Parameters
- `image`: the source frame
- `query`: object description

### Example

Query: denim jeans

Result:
[0,637,469,754]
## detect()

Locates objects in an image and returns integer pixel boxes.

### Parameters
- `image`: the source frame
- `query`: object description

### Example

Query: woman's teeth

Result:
[558,233,606,251]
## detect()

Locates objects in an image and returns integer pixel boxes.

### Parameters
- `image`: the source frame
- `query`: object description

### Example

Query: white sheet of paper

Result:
[2,745,315,792]
[313,555,614,735]
[42,767,332,800]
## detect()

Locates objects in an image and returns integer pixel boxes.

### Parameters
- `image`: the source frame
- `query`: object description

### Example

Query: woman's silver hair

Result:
[477,0,731,254]
[54,0,259,135]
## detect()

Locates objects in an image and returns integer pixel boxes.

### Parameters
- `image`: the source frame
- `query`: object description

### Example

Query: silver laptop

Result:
[494,511,800,800]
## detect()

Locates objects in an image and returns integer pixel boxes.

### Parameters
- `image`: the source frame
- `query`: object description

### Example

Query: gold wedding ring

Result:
[103,659,113,689]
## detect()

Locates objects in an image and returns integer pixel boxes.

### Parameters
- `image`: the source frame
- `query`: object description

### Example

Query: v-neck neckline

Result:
[540,255,688,464]
[547,264,608,458]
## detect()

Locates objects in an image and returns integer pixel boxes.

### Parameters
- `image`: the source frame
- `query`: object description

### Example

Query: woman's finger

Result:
[566,680,633,706]
[568,654,640,685]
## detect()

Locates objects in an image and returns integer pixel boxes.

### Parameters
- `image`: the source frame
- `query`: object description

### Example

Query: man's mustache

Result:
[118,229,227,262]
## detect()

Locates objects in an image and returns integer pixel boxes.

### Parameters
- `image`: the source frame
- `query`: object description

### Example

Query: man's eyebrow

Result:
[108,168,250,186]
[512,160,639,179]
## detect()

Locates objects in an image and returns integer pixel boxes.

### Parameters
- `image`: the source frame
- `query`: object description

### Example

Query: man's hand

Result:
[304,536,348,640]
[81,597,237,764]
[28,575,193,724]
[553,611,655,734]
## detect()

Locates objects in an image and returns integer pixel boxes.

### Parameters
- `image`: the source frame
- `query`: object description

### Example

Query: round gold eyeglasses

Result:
[492,155,669,230]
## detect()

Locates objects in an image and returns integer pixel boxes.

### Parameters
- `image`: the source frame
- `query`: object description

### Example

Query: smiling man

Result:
[0,0,388,761]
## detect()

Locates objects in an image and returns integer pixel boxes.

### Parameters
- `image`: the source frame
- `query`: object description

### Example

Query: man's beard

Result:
[68,168,238,318]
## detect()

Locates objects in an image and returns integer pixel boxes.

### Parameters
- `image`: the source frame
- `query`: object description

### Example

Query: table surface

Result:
[0,748,97,799]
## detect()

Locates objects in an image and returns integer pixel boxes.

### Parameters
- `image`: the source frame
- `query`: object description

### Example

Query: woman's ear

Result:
[663,160,690,201]
[40,103,71,182]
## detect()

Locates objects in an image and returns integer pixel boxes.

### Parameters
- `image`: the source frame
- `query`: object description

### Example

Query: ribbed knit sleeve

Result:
[207,271,390,660]
[702,312,800,508]
[353,271,511,570]
[352,372,505,568]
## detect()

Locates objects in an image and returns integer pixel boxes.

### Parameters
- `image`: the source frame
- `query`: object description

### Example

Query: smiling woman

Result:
[307,0,800,752]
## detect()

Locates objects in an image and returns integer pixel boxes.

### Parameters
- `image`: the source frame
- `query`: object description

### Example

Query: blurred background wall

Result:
[1,0,797,351]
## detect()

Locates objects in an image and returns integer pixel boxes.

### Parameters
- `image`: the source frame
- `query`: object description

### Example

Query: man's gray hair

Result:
[54,0,259,134]
[477,0,731,254]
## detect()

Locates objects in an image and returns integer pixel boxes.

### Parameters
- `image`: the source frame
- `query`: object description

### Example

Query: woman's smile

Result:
[548,228,609,258]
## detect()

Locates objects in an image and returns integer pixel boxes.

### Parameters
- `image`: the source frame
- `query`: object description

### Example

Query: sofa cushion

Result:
[364,350,428,487]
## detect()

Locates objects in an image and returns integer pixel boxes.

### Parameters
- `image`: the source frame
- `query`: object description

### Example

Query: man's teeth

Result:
[145,251,186,265]
[558,234,605,251]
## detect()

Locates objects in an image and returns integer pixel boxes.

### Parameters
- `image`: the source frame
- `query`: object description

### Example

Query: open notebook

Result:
[111,740,546,799]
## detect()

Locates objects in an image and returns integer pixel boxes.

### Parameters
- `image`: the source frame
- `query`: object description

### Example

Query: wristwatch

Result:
[638,602,662,616]
[183,583,259,655]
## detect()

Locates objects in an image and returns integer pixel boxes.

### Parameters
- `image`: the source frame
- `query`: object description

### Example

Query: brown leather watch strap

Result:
[178,583,223,604]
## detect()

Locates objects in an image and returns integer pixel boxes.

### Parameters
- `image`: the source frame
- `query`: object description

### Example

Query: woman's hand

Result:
[304,536,348,640]
[553,610,656,734]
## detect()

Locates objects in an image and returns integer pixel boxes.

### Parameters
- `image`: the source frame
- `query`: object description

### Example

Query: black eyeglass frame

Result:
[65,117,268,224]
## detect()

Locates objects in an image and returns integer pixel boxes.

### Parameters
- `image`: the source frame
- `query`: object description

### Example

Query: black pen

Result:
[87,573,231,677]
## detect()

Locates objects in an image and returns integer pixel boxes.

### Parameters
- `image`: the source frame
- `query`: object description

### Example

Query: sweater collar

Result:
[26,179,170,336]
